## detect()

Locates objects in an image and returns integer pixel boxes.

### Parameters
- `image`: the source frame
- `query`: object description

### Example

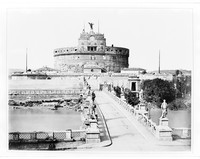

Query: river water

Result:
[9,107,191,132]
[9,107,82,132]
[149,108,191,128]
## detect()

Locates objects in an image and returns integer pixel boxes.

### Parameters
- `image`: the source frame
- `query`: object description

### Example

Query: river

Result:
[9,107,82,132]
[149,108,191,128]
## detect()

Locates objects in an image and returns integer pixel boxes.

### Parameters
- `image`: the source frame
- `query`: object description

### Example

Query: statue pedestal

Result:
[156,117,172,141]
[89,119,98,129]
[86,128,100,144]
[139,103,146,111]
[159,117,169,126]
[120,94,126,101]
[135,103,147,119]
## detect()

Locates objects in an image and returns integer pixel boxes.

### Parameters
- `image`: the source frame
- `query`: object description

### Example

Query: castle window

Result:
[75,49,77,51]
[55,51,57,53]
[88,46,97,51]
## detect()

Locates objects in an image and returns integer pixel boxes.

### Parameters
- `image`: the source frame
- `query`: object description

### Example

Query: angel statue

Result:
[88,22,94,30]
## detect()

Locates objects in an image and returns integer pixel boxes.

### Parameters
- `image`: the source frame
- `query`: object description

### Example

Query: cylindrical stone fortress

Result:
[54,25,129,73]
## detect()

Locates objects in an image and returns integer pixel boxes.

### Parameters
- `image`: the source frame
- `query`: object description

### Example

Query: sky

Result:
[6,8,193,71]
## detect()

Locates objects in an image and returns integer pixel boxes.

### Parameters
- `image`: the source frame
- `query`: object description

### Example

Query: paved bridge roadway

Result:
[95,91,190,152]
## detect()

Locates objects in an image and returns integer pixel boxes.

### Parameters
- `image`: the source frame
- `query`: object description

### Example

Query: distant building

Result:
[11,71,48,80]
[139,73,173,81]
[34,66,59,75]
[54,23,129,73]
[121,68,146,75]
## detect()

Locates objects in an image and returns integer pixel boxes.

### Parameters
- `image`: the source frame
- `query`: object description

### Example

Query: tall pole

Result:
[98,20,99,33]
[26,48,28,72]
[158,50,160,74]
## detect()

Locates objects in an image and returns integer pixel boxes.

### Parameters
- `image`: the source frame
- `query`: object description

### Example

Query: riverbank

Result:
[8,98,83,111]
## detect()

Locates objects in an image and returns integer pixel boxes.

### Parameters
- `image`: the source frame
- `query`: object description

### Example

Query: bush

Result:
[124,88,140,107]
[114,86,122,98]
[168,99,187,110]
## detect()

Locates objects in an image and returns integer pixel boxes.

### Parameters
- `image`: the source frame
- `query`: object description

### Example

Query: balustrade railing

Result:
[9,130,86,142]
[172,128,191,139]
[71,130,86,140]
[105,91,191,139]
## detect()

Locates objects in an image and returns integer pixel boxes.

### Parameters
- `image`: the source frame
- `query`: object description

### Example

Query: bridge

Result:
[94,91,191,151]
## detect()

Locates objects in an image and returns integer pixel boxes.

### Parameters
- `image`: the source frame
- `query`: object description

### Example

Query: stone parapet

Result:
[105,91,174,141]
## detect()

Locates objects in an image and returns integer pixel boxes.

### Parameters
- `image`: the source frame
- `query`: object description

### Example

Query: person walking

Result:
[91,91,96,103]
[78,94,83,104]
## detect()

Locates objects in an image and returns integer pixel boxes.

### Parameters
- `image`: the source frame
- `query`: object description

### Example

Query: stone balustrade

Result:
[172,128,191,139]
[105,91,187,141]
[79,95,101,144]
[9,130,86,142]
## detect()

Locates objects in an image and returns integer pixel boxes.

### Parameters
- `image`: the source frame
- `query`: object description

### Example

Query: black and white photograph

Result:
[1,0,200,158]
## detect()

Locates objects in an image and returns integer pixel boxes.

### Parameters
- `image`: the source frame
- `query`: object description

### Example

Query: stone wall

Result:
[54,49,129,73]
[9,89,83,101]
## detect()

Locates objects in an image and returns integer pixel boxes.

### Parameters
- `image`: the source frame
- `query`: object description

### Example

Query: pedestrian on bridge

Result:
[92,91,96,103]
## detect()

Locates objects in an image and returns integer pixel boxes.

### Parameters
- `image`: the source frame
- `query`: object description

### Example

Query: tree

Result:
[124,88,140,106]
[141,78,176,107]
[173,73,191,98]
[114,86,121,98]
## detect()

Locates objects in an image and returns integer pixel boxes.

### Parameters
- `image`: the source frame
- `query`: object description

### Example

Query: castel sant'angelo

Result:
[54,22,129,73]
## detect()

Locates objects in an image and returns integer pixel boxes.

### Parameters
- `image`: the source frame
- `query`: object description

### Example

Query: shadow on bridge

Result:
[105,116,126,122]
[111,133,136,140]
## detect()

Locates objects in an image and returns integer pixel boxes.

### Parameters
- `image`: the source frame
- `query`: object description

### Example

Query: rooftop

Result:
[35,66,59,72]
[122,68,146,71]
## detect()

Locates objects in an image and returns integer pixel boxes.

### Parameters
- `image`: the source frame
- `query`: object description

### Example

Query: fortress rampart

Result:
[54,24,129,73]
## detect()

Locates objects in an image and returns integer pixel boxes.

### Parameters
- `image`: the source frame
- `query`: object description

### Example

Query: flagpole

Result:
[158,50,160,74]
[26,48,28,72]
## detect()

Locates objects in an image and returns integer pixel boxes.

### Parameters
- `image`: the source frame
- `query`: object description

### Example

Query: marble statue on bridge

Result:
[139,89,144,101]
[161,99,168,118]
